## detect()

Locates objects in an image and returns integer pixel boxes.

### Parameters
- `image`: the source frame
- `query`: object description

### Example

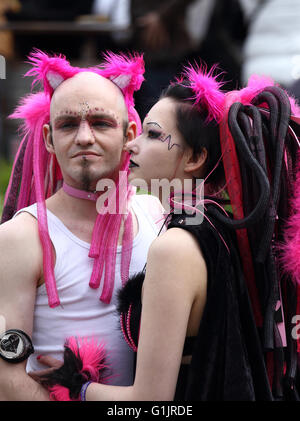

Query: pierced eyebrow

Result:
[146,121,162,128]
[54,113,119,126]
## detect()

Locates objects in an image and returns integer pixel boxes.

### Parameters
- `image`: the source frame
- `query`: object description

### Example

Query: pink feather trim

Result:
[239,74,275,105]
[9,92,50,132]
[180,63,226,123]
[67,336,108,383]
[49,336,108,401]
[49,384,76,401]
[280,153,300,285]
[240,74,300,117]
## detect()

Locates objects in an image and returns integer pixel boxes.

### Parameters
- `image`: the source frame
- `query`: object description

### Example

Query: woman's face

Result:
[126,97,187,188]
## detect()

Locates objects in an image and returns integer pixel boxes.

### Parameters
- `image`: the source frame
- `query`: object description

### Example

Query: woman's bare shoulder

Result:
[147,226,207,290]
[150,226,204,259]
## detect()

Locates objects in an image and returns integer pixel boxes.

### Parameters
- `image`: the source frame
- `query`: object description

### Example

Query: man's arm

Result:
[0,213,50,401]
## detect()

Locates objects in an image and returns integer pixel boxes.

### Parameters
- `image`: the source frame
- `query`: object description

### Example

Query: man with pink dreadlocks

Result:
[0,50,164,400]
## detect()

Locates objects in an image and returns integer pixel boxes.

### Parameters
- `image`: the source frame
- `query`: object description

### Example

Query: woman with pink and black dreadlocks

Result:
[30,62,300,401]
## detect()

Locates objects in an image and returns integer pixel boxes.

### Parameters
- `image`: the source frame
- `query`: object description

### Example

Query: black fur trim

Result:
[116,271,145,315]
[40,343,106,400]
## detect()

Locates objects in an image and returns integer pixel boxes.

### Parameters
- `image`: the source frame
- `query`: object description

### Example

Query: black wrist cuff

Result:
[0,329,34,363]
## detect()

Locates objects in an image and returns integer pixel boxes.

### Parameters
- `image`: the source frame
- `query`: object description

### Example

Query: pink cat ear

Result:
[98,52,145,106]
[110,74,132,90]
[46,70,65,91]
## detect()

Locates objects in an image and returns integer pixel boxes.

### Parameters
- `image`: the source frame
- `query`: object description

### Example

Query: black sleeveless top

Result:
[117,265,196,400]
[117,207,274,400]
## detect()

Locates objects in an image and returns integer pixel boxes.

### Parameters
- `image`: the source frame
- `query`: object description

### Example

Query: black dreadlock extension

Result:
[211,86,300,398]
[1,137,28,224]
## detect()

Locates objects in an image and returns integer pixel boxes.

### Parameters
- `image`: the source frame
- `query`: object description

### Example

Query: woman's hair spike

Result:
[180,62,226,123]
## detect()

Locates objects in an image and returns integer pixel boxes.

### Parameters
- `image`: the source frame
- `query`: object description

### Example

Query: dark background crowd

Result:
[0,0,300,212]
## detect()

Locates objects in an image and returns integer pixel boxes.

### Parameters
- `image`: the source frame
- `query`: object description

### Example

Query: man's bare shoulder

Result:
[0,212,39,242]
[0,212,42,272]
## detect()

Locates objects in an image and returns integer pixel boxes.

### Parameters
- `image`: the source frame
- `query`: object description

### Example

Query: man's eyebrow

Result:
[146,121,162,128]
[87,113,118,121]
[54,113,119,123]
[54,115,79,123]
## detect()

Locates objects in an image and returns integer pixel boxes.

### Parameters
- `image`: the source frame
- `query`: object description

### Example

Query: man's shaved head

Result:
[50,71,128,124]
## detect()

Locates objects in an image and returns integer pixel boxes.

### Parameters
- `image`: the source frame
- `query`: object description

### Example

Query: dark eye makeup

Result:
[148,129,163,139]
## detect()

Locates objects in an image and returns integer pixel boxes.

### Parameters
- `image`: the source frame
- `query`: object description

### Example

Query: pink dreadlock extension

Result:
[219,75,300,328]
[3,49,145,307]
[219,86,263,326]
[217,76,278,327]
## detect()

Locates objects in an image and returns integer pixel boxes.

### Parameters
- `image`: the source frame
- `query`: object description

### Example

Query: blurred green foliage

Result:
[0,159,12,217]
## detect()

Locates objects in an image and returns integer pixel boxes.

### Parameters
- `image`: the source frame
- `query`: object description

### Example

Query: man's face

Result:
[44,72,134,191]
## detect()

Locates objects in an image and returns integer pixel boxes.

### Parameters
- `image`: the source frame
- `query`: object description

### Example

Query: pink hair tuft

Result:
[288,94,300,117]
[96,51,144,113]
[25,49,79,96]
[9,91,50,132]
[180,63,226,123]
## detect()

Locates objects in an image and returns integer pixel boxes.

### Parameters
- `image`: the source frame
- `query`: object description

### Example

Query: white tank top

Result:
[15,194,164,386]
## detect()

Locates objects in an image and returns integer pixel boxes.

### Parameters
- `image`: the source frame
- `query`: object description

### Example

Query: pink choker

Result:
[62,182,99,201]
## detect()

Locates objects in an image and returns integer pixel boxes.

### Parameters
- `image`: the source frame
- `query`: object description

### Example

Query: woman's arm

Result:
[86,227,207,401]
